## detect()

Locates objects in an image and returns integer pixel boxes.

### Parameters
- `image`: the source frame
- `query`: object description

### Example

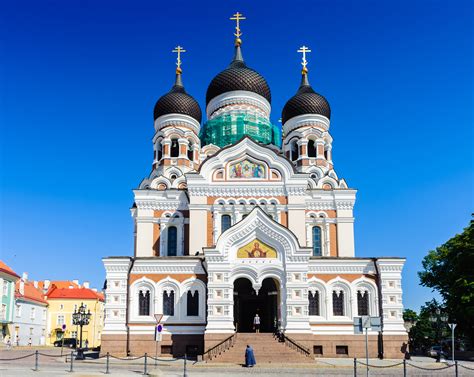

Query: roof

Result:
[37,280,79,291]
[0,261,20,279]
[46,286,104,301]
[15,280,47,305]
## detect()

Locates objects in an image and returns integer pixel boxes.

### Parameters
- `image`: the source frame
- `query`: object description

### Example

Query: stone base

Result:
[101,334,128,356]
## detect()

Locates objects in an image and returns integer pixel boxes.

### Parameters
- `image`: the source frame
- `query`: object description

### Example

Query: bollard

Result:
[354,357,357,377]
[183,353,188,377]
[34,350,39,371]
[143,353,148,375]
[69,351,74,373]
[455,360,458,377]
[403,358,407,377]
[105,352,110,374]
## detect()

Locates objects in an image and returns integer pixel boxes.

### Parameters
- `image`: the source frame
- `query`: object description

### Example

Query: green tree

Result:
[418,217,474,344]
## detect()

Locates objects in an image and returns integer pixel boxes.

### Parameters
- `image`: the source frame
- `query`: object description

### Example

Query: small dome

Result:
[206,46,271,105]
[282,74,330,124]
[154,74,202,123]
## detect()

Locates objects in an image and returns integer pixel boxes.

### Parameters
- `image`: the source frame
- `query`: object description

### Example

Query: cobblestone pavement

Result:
[1,348,473,376]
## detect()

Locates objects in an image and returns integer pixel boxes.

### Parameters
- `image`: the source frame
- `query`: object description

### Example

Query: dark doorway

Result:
[233,277,279,333]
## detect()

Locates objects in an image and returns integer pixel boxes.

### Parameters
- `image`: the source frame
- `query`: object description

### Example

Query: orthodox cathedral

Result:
[102,13,407,360]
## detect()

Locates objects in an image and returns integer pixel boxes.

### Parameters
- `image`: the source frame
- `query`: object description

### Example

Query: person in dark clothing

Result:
[245,344,256,367]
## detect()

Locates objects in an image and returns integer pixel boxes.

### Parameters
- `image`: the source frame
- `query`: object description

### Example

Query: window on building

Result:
[313,345,323,355]
[221,215,232,233]
[324,149,329,160]
[170,139,179,157]
[30,307,35,320]
[1,304,6,320]
[167,226,178,256]
[138,290,150,316]
[71,331,77,338]
[2,282,8,296]
[187,141,194,161]
[357,291,369,316]
[157,142,163,160]
[187,290,199,316]
[308,291,320,316]
[312,226,322,256]
[163,291,174,316]
[333,291,344,316]
[336,345,349,355]
[290,140,298,161]
[308,140,317,157]
[57,315,65,325]
[29,327,34,335]
[15,304,21,317]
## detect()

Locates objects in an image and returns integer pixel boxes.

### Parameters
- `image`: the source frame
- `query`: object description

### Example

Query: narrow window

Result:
[324,149,329,160]
[357,291,369,316]
[187,142,194,161]
[163,291,174,316]
[291,141,298,161]
[309,291,320,316]
[312,226,322,256]
[157,143,163,160]
[308,140,317,157]
[138,290,150,316]
[221,215,231,233]
[187,290,199,316]
[167,226,177,256]
[170,139,179,158]
[333,291,344,316]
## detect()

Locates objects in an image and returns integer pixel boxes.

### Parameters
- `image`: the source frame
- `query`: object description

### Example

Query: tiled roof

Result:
[0,261,20,279]
[38,280,79,291]
[46,286,104,301]
[15,280,47,305]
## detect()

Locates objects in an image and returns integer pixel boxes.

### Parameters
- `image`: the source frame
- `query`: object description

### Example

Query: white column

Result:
[135,208,154,257]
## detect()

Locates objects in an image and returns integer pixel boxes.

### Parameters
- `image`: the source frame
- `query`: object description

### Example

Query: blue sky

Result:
[0,0,472,311]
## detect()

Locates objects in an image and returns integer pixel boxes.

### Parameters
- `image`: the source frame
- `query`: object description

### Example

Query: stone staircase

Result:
[207,333,314,364]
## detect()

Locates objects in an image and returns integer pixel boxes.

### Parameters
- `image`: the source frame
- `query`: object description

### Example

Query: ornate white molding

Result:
[307,201,335,210]
[283,114,330,136]
[187,186,287,197]
[154,113,201,134]
[335,201,355,210]
[206,90,271,119]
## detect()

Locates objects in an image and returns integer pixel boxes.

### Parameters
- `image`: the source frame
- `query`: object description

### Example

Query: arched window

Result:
[221,215,231,233]
[290,141,298,161]
[357,291,369,316]
[333,291,344,316]
[309,291,320,316]
[138,290,150,316]
[163,290,174,316]
[324,149,329,160]
[157,142,163,160]
[167,226,177,256]
[187,290,199,316]
[170,139,179,158]
[312,226,322,256]
[187,141,194,161]
[308,140,317,157]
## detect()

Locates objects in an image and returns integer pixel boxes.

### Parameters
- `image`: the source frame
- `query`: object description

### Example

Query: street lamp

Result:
[72,302,92,360]
[403,319,417,358]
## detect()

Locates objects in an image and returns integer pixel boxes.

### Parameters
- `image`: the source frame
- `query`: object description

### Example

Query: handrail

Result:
[278,333,310,357]
[202,333,236,361]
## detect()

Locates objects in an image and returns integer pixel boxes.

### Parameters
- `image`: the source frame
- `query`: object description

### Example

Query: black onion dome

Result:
[206,45,271,105]
[153,73,202,123]
[281,73,331,124]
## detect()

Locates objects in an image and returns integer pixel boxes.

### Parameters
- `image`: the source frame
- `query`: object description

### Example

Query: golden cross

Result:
[172,45,186,73]
[297,45,312,72]
[230,11,246,38]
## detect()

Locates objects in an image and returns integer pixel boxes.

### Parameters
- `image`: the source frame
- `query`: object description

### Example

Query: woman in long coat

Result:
[245,344,256,367]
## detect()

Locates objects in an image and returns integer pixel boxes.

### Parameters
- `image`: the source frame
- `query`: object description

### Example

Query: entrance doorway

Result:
[233,277,279,333]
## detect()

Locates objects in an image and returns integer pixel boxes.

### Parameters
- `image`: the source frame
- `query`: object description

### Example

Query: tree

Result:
[418,217,474,344]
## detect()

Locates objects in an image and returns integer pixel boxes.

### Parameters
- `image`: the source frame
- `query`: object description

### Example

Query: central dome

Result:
[206,46,271,105]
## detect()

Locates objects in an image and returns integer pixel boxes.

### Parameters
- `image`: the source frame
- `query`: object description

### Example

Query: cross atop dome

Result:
[230,11,246,46]
[172,45,186,74]
[297,45,311,74]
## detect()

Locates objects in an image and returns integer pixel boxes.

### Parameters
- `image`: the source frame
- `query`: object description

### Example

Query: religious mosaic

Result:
[229,159,265,179]
[237,239,277,259]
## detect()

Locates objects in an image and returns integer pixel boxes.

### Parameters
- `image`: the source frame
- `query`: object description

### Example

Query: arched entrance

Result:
[233,277,280,333]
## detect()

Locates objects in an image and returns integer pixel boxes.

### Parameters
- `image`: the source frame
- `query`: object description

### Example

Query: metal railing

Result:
[275,332,311,357]
[202,333,236,361]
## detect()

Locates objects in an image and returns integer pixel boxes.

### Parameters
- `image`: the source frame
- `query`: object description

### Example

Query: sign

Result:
[157,324,163,333]
[353,316,382,334]
[62,324,67,330]
[154,314,163,323]
[155,332,162,342]
[361,315,371,329]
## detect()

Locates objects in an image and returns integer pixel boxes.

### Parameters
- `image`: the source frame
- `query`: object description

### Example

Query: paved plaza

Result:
[1,348,474,376]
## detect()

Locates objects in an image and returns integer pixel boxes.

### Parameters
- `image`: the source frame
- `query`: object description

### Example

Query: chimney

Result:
[44,280,50,291]
[19,280,25,295]
[22,272,28,282]
[72,279,79,286]
[83,281,90,289]
[33,281,38,288]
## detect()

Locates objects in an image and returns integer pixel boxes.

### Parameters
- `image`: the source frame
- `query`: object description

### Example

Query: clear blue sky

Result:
[1,0,472,311]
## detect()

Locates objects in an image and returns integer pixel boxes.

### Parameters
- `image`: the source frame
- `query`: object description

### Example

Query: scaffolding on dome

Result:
[200,112,281,148]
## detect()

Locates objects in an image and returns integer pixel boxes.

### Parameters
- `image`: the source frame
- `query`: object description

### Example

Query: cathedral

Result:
[102,13,407,360]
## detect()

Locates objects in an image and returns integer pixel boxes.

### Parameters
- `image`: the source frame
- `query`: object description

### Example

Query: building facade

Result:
[102,18,407,359]
[44,281,105,347]
[13,273,48,346]
[0,261,20,343]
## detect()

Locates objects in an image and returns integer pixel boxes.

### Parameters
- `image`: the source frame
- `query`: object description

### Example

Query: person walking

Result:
[253,313,260,333]
[28,338,32,347]
[245,344,256,367]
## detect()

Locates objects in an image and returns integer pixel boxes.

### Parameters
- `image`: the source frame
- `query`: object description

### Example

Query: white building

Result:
[102,16,407,359]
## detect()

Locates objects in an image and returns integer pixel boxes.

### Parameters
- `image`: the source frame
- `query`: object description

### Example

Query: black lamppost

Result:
[72,302,91,360]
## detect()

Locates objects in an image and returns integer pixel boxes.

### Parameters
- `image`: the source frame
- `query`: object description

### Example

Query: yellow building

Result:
[43,281,104,347]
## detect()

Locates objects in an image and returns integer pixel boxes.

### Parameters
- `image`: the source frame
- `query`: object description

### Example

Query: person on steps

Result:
[253,313,260,333]
[245,344,256,367]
